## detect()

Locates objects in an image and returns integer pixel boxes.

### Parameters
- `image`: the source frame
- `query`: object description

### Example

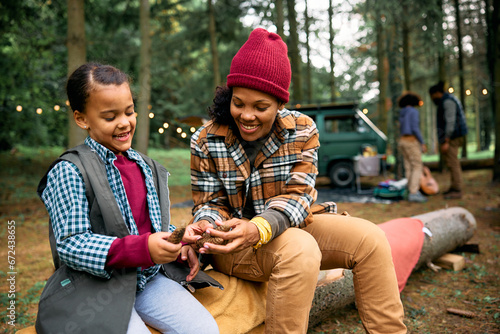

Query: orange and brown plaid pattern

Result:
[190,109,336,230]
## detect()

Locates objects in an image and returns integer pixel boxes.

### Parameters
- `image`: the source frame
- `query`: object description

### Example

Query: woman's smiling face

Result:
[230,87,282,142]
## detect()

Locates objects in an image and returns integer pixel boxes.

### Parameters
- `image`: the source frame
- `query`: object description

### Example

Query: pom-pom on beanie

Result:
[227,28,291,103]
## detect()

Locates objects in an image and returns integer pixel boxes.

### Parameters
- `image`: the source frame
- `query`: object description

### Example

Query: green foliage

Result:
[0,281,46,329]
[149,148,191,186]
[1,0,493,153]
[0,0,68,150]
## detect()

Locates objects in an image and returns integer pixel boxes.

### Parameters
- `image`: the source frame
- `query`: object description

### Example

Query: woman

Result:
[185,28,407,334]
[397,92,428,202]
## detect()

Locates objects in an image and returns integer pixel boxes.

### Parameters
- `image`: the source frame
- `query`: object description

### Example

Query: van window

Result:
[324,115,357,133]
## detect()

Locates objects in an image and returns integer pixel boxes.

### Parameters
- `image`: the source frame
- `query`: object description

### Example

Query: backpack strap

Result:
[138,151,171,232]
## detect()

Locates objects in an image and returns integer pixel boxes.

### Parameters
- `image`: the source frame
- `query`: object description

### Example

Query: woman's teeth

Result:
[241,124,258,130]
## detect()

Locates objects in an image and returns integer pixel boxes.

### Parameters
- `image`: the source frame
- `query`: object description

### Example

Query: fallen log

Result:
[309,206,477,328]
[17,207,477,334]
[424,158,493,171]
[412,207,476,270]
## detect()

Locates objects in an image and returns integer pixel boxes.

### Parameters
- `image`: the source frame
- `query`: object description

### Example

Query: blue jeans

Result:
[127,273,219,334]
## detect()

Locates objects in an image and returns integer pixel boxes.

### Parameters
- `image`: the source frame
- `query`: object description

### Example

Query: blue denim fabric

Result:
[127,274,219,334]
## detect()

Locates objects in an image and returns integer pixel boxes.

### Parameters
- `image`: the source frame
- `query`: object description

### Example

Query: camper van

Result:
[295,103,388,188]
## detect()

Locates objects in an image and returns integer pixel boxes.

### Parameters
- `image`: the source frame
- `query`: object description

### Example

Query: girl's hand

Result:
[183,220,212,244]
[148,232,182,264]
[179,245,200,282]
[199,218,260,254]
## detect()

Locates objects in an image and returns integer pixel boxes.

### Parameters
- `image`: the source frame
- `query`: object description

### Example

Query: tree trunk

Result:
[208,0,221,88]
[304,0,312,104]
[387,25,404,179]
[376,13,388,135]
[483,0,494,151]
[66,0,87,148]
[489,0,500,183]
[437,0,447,83]
[402,4,411,91]
[275,0,284,40]
[328,0,336,102]
[286,0,302,103]
[453,0,468,158]
[309,207,477,328]
[135,0,152,154]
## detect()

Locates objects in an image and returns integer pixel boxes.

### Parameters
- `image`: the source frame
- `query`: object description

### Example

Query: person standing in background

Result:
[428,82,468,199]
[397,92,427,203]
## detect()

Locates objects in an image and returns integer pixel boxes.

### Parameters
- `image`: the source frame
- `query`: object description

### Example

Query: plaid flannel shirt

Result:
[191,108,336,235]
[41,137,174,290]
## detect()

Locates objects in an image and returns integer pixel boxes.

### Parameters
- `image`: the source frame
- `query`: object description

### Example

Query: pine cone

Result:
[167,228,186,244]
[195,225,231,249]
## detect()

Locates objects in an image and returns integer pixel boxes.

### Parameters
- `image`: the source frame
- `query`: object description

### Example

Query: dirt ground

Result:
[0,157,499,333]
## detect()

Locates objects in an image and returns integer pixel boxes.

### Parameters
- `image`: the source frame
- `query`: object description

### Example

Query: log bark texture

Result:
[413,207,476,270]
[308,207,476,328]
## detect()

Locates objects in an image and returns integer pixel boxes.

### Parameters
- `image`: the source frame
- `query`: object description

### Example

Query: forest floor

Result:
[0,149,499,333]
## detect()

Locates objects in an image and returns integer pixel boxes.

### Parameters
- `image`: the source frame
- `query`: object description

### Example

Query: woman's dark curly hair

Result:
[208,85,233,125]
[398,92,422,108]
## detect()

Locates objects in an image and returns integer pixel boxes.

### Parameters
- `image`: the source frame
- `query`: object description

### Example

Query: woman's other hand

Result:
[183,220,212,244]
[199,218,260,254]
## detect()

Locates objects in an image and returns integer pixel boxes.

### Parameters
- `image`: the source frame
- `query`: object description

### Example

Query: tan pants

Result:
[398,138,423,194]
[444,136,464,191]
[212,214,407,334]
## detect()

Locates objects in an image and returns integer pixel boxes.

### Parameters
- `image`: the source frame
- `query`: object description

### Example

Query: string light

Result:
[448,87,454,93]
[181,132,187,138]
[465,89,471,96]
[54,105,60,111]
[149,112,155,119]
[482,89,488,95]
[176,127,182,133]
[16,105,22,112]
[36,108,43,115]
[163,122,169,128]
[362,108,368,114]
[190,127,196,133]
[158,128,164,134]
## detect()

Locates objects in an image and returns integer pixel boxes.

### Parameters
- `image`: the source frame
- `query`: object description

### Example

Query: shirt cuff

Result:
[106,232,155,269]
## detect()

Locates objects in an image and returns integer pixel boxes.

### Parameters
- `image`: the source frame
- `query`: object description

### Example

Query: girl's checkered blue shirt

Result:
[41,136,175,291]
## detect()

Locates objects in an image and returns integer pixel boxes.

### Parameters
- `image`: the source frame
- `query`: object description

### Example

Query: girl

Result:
[185,28,407,334]
[36,63,218,334]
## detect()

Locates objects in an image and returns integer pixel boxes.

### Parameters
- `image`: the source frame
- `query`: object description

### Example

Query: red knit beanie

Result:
[227,28,291,103]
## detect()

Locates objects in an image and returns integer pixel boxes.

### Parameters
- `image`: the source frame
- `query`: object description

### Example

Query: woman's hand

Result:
[440,141,450,153]
[179,245,200,282]
[148,232,182,264]
[199,218,260,254]
[183,220,212,244]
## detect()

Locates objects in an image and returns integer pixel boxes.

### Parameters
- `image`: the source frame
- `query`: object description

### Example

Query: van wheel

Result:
[329,162,355,188]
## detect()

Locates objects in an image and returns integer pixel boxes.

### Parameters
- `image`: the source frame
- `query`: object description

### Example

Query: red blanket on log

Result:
[378,218,425,292]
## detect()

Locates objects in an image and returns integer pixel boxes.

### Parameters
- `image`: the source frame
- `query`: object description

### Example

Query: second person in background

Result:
[397,92,428,202]
[184,28,407,334]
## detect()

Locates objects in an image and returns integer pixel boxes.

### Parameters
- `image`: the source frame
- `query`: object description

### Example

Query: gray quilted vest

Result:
[35,144,170,334]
